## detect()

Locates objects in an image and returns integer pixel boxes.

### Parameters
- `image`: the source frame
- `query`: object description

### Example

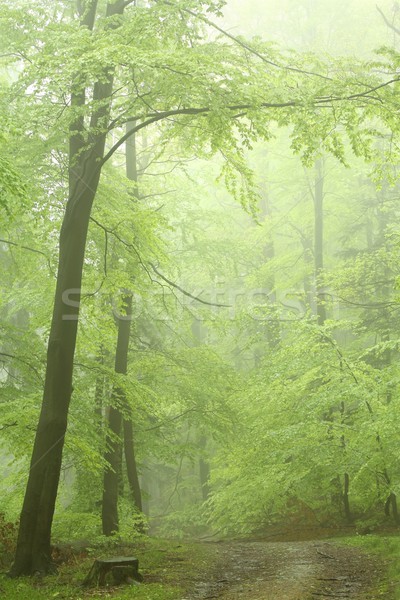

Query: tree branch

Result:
[0,422,18,431]
[376,5,400,37]
[150,263,231,307]
[0,352,43,381]
[0,238,48,260]
[154,0,333,81]
[102,77,399,165]
[0,238,54,274]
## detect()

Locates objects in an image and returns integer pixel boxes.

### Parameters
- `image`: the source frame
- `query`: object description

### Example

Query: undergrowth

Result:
[341,534,400,598]
[0,536,215,600]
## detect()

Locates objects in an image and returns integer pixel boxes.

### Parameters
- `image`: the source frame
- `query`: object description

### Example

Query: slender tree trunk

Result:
[260,193,280,347]
[314,160,326,326]
[10,0,125,575]
[390,493,399,524]
[301,236,314,312]
[102,404,123,536]
[123,122,142,512]
[339,401,352,524]
[102,295,132,535]
[102,122,143,532]
[124,419,142,511]
[343,472,352,524]
[199,436,210,501]
[94,350,105,426]
[384,485,399,525]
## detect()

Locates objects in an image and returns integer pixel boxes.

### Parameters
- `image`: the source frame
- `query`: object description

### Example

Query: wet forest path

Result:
[186,539,387,599]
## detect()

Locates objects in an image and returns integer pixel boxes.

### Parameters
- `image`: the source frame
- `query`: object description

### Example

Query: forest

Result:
[1,0,400,598]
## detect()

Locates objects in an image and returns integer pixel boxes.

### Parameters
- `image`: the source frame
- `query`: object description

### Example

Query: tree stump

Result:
[82,556,142,587]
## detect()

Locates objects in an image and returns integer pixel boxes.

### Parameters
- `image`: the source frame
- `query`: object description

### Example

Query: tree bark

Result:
[10,0,125,575]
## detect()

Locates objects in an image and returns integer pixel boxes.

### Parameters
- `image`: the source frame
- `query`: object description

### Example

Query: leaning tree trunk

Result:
[10,0,125,576]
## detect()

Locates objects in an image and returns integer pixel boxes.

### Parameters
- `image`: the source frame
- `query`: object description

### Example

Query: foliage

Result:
[2,0,400,591]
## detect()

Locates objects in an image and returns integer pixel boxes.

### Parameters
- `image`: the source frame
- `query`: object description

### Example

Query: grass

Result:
[339,534,400,598]
[0,537,217,600]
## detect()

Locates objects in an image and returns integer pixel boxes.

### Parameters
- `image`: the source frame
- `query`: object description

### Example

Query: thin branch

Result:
[143,408,211,431]
[0,422,18,431]
[376,5,400,36]
[154,0,333,81]
[0,238,53,274]
[318,334,359,385]
[140,189,175,200]
[329,293,400,309]
[150,263,231,307]
[90,215,153,281]
[0,352,43,381]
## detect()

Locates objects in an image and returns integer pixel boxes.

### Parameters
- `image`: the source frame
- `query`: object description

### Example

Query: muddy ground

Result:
[185,540,387,599]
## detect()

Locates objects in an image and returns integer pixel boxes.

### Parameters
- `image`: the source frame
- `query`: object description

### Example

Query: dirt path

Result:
[187,540,385,599]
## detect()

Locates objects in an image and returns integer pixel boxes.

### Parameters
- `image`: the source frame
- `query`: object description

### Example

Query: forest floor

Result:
[0,534,397,599]
[186,538,388,599]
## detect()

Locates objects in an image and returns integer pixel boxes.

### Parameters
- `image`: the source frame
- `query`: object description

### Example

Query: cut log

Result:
[82,556,142,587]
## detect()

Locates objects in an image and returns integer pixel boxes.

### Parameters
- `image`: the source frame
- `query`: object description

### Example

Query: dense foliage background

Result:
[2,0,400,559]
